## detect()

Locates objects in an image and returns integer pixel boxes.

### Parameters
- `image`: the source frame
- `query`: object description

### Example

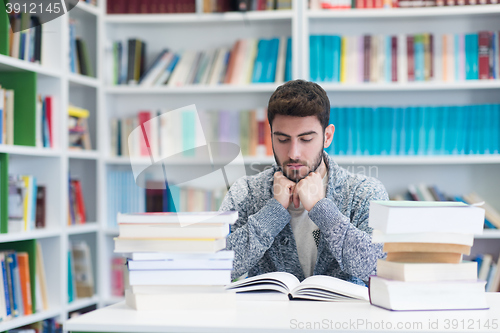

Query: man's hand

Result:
[273,172,296,209]
[294,172,325,211]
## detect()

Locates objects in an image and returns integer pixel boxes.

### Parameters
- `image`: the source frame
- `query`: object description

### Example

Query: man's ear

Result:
[323,124,335,149]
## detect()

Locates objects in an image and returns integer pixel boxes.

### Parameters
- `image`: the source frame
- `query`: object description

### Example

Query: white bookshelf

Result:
[1,2,500,331]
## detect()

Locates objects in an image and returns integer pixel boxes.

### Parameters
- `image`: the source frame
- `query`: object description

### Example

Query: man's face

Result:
[272,115,327,182]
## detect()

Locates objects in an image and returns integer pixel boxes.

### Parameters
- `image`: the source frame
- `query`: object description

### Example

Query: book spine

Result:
[407,35,415,81]
[478,31,491,80]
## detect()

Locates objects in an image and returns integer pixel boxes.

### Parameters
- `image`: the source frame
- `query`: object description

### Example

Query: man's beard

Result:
[273,147,324,183]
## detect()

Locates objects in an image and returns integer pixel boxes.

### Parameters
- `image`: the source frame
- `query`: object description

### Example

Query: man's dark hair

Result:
[267,79,330,130]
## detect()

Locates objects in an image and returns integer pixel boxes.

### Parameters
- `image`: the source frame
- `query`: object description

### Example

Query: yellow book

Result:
[21,175,30,231]
[340,37,347,83]
[68,105,89,118]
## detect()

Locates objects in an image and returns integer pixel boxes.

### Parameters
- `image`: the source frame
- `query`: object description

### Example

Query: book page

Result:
[292,275,369,301]
[225,272,300,294]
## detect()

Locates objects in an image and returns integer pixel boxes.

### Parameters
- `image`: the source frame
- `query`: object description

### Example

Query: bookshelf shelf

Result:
[474,230,500,239]
[105,84,280,94]
[0,145,62,157]
[67,295,100,312]
[0,229,61,242]
[0,308,62,333]
[67,149,100,160]
[307,5,500,19]
[319,81,500,92]
[68,73,100,88]
[74,1,101,16]
[104,10,293,24]
[67,223,99,235]
[0,54,61,78]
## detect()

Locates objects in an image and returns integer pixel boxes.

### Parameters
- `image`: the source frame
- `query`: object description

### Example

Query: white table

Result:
[65,293,500,333]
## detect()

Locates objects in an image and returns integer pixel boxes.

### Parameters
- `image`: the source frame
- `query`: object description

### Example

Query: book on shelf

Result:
[111,257,126,297]
[68,105,92,151]
[107,0,196,14]
[203,0,291,12]
[0,241,44,321]
[35,242,48,311]
[8,175,45,233]
[67,176,87,225]
[310,31,499,84]
[69,19,95,77]
[71,241,94,298]
[110,108,273,158]
[2,11,44,64]
[108,37,292,86]
[311,0,498,10]
[226,272,369,302]
[327,104,500,157]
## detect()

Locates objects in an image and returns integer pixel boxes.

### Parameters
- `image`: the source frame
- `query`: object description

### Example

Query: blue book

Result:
[354,107,363,155]
[319,36,326,82]
[364,107,374,155]
[434,106,445,155]
[332,36,341,83]
[386,36,392,83]
[1,255,11,318]
[7,253,18,317]
[397,108,406,156]
[167,185,181,213]
[284,37,292,82]
[372,108,382,156]
[345,107,353,155]
[465,34,479,80]
[391,108,402,155]
[492,33,498,79]
[406,107,417,155]
[462,106,473,154]
[414,35,424,82]
[415,107,426,155]
[324,36,334,82]
[492,104,500,154]
[380,107,392,155]
[264,38,280,83]
[309,36,320,82]
[11,253,23,316]
[336,107,345,155]
[252,39,266,83]
[329,107,338,155]
[425,107,437,155]
[443,106,454,155]
[480,105,490,154]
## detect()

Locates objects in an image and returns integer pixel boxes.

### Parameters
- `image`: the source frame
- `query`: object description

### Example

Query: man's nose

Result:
[288,140,300,160]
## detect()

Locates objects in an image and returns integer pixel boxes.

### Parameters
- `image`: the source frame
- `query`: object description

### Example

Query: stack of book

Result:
[114,211,238,310]
[368,201,489,311]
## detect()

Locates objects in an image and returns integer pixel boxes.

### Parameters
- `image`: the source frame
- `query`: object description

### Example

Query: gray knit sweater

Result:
[219,151,389,285]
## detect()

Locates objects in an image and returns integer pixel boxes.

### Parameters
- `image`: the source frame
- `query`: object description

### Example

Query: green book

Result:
[0,4,9,55]
[68,250,75,303]
[239,111,249,156]
[0,153,8,234]
[80,39,94,78]
[0,239,37,313]
[0,71,37,146]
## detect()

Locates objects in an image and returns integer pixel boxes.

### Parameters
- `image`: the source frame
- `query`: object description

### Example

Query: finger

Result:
[292,186,300,208]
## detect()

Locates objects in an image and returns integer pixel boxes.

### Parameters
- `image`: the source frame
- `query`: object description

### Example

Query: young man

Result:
[219,80,388,285]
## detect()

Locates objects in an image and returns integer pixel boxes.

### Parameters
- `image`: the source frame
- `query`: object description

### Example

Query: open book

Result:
[225,272,369,302]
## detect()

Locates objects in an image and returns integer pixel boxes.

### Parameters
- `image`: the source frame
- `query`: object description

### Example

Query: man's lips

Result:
[287,164,304,170]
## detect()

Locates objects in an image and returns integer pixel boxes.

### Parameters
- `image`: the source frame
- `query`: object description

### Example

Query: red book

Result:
[158,0,168,12]
[138,111,152,157]
[128,0,140,13]
[391,36,398,82]
[366,0,374,7]
[356,0,365,7]
[73,180,86,224]
[478,31,491,80]
[149,0,159,12]
[375,0,383,7]
[17,253,33,315]
[45,96,53,148]
[140,0,150,13]
[107,0,114,13]
[392,0,399,6]
[224,40,241,84]
[363,36,371,82]
[407,35,415,81]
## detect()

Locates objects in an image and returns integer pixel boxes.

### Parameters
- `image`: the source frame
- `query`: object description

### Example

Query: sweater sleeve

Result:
[219,177,291,280]
[307,178,388,282]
